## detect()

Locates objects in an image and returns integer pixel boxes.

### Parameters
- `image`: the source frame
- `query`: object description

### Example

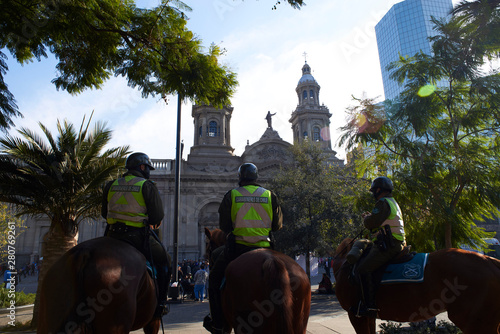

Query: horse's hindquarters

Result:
[223,249,310,334]
[38,237,158,334]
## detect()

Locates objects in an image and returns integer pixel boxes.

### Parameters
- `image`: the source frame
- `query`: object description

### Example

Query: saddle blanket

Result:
[381,253,428,284]
[146,261,157,278]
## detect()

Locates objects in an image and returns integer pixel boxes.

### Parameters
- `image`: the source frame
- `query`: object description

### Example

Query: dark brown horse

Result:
[333,238,500,334]
[205,228,311,334]
[38,237,160,334]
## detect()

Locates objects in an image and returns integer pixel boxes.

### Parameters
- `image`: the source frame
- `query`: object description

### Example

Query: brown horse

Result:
[333,238,500,334]
[38,237,160,334]
[205,228,311,334]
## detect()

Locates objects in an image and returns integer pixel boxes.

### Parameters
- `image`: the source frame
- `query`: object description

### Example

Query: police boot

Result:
[153,266,170,318]
[203,287,224,334]
[358,273,378,318]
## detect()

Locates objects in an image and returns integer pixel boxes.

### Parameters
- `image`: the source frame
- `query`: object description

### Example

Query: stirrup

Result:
[351,301,378,318]
[358,304,378,318]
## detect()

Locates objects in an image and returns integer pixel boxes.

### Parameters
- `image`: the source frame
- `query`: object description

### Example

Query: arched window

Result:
[303,90,307,100]
[208,121,218,137]
[313,126,321,141]
[303,131,308,139]
[310,90,315,100]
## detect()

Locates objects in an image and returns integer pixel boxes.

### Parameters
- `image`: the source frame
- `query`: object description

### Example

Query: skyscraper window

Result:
[375,0,453,101]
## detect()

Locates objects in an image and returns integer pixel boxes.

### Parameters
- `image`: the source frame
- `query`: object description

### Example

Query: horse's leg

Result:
[143,317,161,334]
[445,279,500,334]
[348,312,377,334]
[368,317,376,334]
[452,317,500,334]
[223,324,232,334]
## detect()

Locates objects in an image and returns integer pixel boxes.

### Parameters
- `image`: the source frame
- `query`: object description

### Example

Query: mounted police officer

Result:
[101,152,172,317]
[353,176,406,318]
[203,163,283,334]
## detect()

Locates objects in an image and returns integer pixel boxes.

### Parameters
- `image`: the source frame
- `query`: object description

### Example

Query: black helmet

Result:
[238,163,258,182]
[125,152,155,170]
[370,176,393,192]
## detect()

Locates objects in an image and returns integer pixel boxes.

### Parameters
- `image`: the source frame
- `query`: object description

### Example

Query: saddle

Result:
[350,245,416,286]
[389,245,414,264]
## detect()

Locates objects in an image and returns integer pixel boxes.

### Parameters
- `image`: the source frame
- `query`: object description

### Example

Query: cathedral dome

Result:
[298,62,317,85]
[298,73,316,84]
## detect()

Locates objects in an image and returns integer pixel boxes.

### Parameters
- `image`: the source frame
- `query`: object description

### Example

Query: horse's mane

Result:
[204,228,227,261]
[210,229,226,248]
[335,238,354,259]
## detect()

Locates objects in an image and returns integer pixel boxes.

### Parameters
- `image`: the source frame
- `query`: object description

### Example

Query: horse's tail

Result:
[262,253,294,334]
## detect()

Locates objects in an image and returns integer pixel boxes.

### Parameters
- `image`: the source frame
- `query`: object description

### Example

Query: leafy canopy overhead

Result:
[0,0,236,130]
[0,0,306,131]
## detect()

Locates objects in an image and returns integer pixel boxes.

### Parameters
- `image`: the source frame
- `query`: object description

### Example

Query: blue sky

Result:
[3,0,461,161]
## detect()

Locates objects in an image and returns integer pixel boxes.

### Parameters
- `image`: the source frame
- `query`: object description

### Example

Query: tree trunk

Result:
[445,221,453,249]
[305,251,311,280]
[30,224,78,329]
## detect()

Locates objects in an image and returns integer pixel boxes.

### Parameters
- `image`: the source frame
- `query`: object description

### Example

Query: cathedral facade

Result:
[14,62,343,265]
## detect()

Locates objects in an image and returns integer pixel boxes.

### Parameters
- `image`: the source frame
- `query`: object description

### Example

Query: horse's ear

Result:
[204,227,211,240]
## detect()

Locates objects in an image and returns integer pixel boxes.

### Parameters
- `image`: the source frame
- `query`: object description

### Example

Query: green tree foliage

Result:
[0,203,26,265]
[0,0,238,130]
[272,0,306,10]
[452,0,500,58]
[0,0,306,131]
[0,112,129,326]
[339,15,500,251]
[270,141,367,277]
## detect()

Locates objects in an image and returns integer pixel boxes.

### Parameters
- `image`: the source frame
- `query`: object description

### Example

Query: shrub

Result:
[379,320,462,333]
[0,320,32,332]
[0,288,36,308]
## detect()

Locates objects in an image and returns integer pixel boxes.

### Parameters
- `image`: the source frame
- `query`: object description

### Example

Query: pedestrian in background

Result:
[3,269,11,289]
[193,264,208,302]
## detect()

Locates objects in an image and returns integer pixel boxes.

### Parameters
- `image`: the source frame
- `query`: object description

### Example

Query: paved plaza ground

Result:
[0,271,450,333]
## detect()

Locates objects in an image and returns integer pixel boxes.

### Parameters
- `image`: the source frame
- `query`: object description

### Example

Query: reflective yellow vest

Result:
[230,185,273,247]
[107,175,148,228]
[377,197,405,242]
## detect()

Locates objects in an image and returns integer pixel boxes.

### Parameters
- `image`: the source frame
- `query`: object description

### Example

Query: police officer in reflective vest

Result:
[101,152,172,317]
[354,176,405,318]
[203,163,283,334]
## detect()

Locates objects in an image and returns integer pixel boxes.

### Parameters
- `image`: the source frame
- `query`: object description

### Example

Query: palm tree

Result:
[0,113,129,327]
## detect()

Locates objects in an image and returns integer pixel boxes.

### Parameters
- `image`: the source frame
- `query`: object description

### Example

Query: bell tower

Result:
[289,61,333,150]
[189,104,234,157]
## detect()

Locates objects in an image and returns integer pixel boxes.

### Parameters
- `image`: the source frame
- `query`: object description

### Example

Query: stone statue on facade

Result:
[265,111,276,129]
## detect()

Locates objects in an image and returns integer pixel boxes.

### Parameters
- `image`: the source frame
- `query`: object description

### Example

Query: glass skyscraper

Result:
[375,0,453,100]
